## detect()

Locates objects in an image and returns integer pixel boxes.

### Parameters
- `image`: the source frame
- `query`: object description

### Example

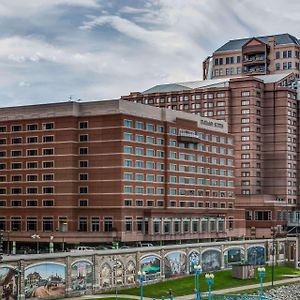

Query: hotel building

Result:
[122,72,299,238]
[0,99,243,247]
[203,33,300,80]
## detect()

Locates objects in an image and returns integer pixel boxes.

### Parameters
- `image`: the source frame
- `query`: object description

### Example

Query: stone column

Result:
[160,249,165,279]
[220,244,225,269]
[18,259,25,300]
[64,256,72,297]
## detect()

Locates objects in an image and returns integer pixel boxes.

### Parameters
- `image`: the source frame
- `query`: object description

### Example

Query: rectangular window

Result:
[79,121,88,129]
[43,148,54,155]
[43,123,54,130]
[27,124,38,131]
[43,136,54,143]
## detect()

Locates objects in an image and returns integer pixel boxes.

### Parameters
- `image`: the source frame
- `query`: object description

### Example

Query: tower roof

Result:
[215,33,300,52]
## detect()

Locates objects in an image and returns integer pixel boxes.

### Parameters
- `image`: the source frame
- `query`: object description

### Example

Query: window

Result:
[11,150,22,157]
[79,121,88,129]
[42,136,54,143]
[124,132,132,141]
[91,217,100,232]
[104,217,113,232]
[79,187,87,194]
[27,187,38,194]
[125,217,132,231]
[43,174,54,181]
[43,217,53,232]
[146,123,154,131]
[11,200,22,207]
[43,199,54,206]
[27,162,38,169]
[27,217,37,231]
[27,200,37,207]
[12,138,22,144]
[135,121,143,129]
[27,124,38,131]
[79,160,88,168]
[12,125,22,132]
[43,148,54,155]
[43,123,54,130]
[124,119,132,128]
[27,136,38,143]
[0,126,6,132]
[11,162,22,169]
[11,217,21,231]
[27,175,38,181]
[43,161,54,168]
[79,148,87,155]
[43,187,54,194]
[0,139,6,145]
[27,149,38,156]
[276,63,280,70]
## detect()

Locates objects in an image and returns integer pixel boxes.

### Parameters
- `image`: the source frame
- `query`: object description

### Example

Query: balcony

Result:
[243,66,266,75]
[243,55,266,65]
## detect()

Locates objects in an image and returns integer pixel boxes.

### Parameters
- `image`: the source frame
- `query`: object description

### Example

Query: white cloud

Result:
[0,0,100,17]
[1,0,300,106]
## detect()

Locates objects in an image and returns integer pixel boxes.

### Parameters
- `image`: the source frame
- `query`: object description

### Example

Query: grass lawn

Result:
[113,266,300,298]
[85,298,134,300]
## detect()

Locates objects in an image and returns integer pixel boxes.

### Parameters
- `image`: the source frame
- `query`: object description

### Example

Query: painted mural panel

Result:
[247,246,265,265]
[140,255,161,281]
[0,267,17,300]
[114,260,124,285]
[100,263,111,288]
[188,251,200,274]
[24,263,65,299]
[164,252,186,278]
[125,261,136,285]
[71,261,93,291]
[202,250,221,272]
[224,248,244,267]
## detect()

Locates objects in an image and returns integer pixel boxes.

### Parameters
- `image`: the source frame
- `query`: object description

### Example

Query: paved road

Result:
[69,277,300,300]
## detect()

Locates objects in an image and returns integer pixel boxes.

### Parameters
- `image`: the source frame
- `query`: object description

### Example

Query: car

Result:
[70,246,95,252]
[120,246,130,249]
[138,243,153,247]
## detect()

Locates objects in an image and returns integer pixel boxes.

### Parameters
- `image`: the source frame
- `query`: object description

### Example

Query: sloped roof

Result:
[142,78,230,94]
[142,74,292,95]
[216,33,300,52]
[254,73,291,83]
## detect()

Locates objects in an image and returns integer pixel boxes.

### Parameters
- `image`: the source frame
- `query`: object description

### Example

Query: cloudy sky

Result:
[1,0,300,106]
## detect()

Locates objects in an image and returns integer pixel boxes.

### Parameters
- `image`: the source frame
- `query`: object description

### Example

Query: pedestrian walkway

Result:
[73,277,300,300]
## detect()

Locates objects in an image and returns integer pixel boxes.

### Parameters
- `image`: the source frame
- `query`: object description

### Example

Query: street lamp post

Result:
[31,234,40,254]
[194,264,202,300]
[137,271,146,300]
[257,267,266,298]
[205,273,214,300]
[271,226,277,287]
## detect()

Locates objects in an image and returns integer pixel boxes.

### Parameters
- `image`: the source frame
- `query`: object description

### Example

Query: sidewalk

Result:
[75,277,300,300]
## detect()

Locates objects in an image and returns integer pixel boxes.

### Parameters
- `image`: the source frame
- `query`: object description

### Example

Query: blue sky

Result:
[1,0,300,106]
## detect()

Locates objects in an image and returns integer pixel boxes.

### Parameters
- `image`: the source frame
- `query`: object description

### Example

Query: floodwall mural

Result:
[140,255,161,281]
[0,267,17,300]
[100,263,111,288]
[188,251,200,274]
[164,251,186,278]
[247,246,265,265]
[71,260,93,291]
[125,261,136,284]
[0,239,292,299]
[24,263,65,299]
[201,250,221,272]
[224,248,244,267]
